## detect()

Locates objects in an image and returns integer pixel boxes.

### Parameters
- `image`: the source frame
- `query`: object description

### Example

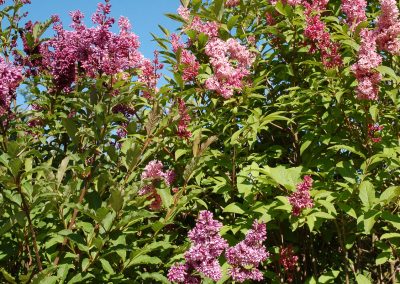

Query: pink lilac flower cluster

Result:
[171,34,200,81]
[288,175,314,216]
[176,98,192,139]
[0,57,23,117]
[205,38,255,98]
[225,0,240,7]
[178,6,219,38]
[279,245,298,283]
[368,123,384,143]
[177,5,190,21]
[168,211,228,283]
[302,1,343,68]
[225,221,269,282]
[341,0,367,31]
[351,29,382,100]
[268,0,341,68]
[138,51,164,98]
[39,1,143,92]
[376,0,400,54]
[139,160,175,210]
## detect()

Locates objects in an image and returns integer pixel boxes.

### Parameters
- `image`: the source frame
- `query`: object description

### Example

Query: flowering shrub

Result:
[0,0,399,283]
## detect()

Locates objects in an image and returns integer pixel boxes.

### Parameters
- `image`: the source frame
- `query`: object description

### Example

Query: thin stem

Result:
[16,177,43,271]
[334,219,349,284]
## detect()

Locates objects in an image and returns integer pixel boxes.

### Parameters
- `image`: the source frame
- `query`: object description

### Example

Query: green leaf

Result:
[9,158,22,178]
[382,211,400,230]
[100,259,115,274]
[369,105,378,122]
[259,166,303,191]
[318,270,339,283]
[158,24,169,37]
[361,210,379,234]
[317,200,337,215]
[213,0,224,20]
[175,149,188,161]
[379,186,400,204]
[380,233,400,240]
[275,1,289,16]
[375,252,390,265]
[306,215,316,232]
[157,186,172,209]
[109,189,123,212]
[67,272,94,284]
[338,203,357,219]
[359,181,375,209]
[139,272,169,284]
[32,23,40,39]
[62,118,79,144]
[313,211,335,220]
[0,268,16,284]
[300,140,312,156]
[223,203,245,214]
[128,255,162,266]
[56,156,70,188]
[227,15,239,30]
[342,39,360,51]
[356,274,372,284]
[328,145,366,159]
[376,65,398,82]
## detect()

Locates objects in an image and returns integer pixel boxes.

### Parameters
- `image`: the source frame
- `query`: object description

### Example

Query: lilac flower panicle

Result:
[0,57,23,117]
[225,220,269,283]
[351,29,382,100]
[288,175,314,216]
[190,17,219,38]
[205,38,255,98]
[168,211,228,283]
[168,264,189,283]
[176,98,192,139]
[341,0,367,31]
[376,0,400,54]
[279,245,298,282]
[178,5,190,21]
[141,160,164,180]
[170,34,200,82]
[39,1,144,91]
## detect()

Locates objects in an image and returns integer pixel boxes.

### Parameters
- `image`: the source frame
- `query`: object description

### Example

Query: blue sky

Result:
[22,0,180,59]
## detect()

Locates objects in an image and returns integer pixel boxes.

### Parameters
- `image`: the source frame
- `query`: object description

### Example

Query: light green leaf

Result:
[328,145,366,159]
[380,233,400,240]
[259,166,303,191]
[379,186,400,204]
[359,181,375,209]
[356,274,372,284]
[56,156,70,188]
[100,259,115,274]
[223,203,245,214]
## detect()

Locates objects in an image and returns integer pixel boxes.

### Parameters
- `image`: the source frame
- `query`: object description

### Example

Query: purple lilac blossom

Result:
[168,211,228,283]
[288,175,314,216]
[0,57,23,117]
[225,221,269,282]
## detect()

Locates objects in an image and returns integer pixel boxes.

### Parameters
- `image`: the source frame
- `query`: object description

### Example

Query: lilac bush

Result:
[0,0,398,283]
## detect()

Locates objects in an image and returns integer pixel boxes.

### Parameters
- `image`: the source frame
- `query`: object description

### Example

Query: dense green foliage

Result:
[0,0,399,283]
